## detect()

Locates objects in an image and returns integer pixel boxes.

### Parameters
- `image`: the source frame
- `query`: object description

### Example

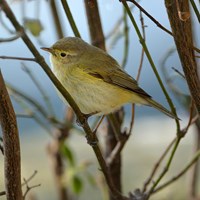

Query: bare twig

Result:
[171,67,185,79]
[125,0,173,36]
[106,133,130,166]
[122,1,180,130]
[0,137,3,155]
[21,63,55,116]
[142,137,176,193]
[189,0,200,22]
[0,71,23,199]
[0,191,6,196]
[121,7,129,68]
[22,170,38,187]
[190,128,200,198]
[128,11,146,136]
[0,55,36,62]
[165,0,200,115]
[49,0,64,39]
[0,32,22,42]
[0,1,127,199]
[23,178,41,200]
[60,0,81,38]
[152,148,200,194]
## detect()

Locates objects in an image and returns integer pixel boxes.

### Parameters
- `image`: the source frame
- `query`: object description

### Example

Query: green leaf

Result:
[60,144,75,167]
[24,18,43,37]
[72,175,83,194]
[86,172,97,187]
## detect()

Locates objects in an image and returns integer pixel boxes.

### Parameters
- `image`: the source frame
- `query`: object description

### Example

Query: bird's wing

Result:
[83,63,151,98]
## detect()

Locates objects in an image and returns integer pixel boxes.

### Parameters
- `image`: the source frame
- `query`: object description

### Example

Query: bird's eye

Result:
[60,52,66,57]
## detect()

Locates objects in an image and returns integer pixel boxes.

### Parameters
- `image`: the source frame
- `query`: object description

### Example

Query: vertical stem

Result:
[60,0,81,38]
[0,71,23,200]
[50,0,64,39]
[190,124,200,198]
[84,0,105,49]
[165,0,200,115]
[84,1,123,199]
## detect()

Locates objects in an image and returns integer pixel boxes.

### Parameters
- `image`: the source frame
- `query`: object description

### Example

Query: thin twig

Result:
[7,83,49,119]
[121,7,129,68]
[23,177,41,200]
[0,137,4,155]
[125,0,173,36]
[21,63,56,116]
[0,191,6,196]
[0,32,22,42]
[152,148,200,194]
[0,55,36,62]
[189,0,200,22]
[128,11,146,136]
[21,170,38,187]
[146,112,199,198]
[122,1,180,131]
[60,0,81,38]
[106,133,130,166]
[142,137,176,193]
[0,1,128,199]
[49,0,64,39]
[106,4,135,40]
[171,67,185,79]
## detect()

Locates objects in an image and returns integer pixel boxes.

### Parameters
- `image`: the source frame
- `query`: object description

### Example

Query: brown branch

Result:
[125,0,173,36]
[0,55,36,62]
[84,0,105,50]
[0,70,23,200]
[49,0,64,39]
[165,0,200,115]
[84,1,127,199]
[128,11,146,136]
[152,148,200,194]
[142,137,176,193]
[0,1,128,199]
[0,31,22,42]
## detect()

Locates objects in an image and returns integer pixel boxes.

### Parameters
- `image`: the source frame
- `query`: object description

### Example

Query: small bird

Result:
[41,37,176,119]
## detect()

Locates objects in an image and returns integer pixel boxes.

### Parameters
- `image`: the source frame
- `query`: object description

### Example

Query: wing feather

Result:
[84,66,151,98]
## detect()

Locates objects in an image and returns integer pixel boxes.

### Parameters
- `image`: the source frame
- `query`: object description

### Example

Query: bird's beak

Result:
[41,47,54,54]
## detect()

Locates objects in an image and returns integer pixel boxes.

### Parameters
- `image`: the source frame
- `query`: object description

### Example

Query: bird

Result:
[41,37,177,119]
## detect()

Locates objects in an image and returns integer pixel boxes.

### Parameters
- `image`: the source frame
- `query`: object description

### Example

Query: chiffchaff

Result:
[41,37,176,119]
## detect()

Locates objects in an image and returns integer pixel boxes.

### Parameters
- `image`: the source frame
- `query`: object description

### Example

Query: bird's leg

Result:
[76,111,100,146]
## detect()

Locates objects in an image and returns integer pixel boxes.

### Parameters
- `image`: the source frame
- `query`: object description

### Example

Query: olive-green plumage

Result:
[42,37,176,119]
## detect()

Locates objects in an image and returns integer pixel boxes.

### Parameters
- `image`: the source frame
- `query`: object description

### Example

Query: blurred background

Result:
[0,0,199,199]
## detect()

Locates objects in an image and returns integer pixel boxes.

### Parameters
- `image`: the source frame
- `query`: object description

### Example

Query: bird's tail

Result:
[146,98,179,120]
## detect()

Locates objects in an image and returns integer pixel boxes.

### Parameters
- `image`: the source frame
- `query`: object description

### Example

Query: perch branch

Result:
[0,1,128,199]
[165,0,200,115]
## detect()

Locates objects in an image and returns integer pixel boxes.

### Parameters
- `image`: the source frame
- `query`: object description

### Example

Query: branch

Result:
[84,0,105,49]
[0,55,36,62]
[152,148,200,194]
[21,63,55,116]
[122,0,180,130]
[165,0,200,115]
[125,0,173,36]
[0,70,23,199]
[49,0,64,39]
[0,1,128,199]
[60,0,81,38]
[0,31,22,42]
[142,137,176,193]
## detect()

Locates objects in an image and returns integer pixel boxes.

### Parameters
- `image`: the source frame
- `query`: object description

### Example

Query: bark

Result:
[0,71,22,200]
[84,1,123,199]
[165,0,200,114]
